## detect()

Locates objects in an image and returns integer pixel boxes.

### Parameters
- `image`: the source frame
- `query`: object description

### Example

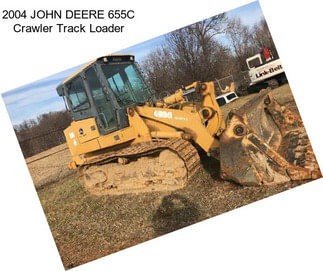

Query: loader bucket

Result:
[219,89,321,186]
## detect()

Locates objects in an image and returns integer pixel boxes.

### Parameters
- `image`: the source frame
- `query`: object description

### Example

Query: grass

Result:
[38,162,306,269]
[36,84,312,269]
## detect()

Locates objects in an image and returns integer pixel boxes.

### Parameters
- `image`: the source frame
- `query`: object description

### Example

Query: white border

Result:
[0,0,322,270]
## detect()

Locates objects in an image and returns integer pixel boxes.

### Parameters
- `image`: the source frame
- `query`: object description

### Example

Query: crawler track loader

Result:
[57,54,321,195]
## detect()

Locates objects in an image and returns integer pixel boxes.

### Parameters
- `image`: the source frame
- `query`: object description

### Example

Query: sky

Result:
[2,1,264,125]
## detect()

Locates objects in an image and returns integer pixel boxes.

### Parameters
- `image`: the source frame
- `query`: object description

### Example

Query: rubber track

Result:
[82,138,201,181]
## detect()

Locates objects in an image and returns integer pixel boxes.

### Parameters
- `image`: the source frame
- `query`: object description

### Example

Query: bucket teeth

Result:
[220,89,321,186]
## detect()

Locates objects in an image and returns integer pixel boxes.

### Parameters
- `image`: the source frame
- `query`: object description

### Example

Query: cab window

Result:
[85,68,117,131]
[247,57,261,69]
[227,93,237,100]
[216,97,226,106]
[102,63,153,106]
[67,77,90,112]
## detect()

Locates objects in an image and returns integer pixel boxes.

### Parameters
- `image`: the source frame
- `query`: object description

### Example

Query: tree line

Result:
[141,14,278,94]
[14,110,72,158]
[14,14,277,158]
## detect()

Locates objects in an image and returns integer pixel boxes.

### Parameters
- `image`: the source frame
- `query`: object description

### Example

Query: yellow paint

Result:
[150,131,183,138]
[63,60,96,84]
[163,89,185,105]
[127,107,152,142]
[64,78,226,167]
[199,81,226,136]
[64,118,101,156]
[97,126,136,149]
[136,106,220,152]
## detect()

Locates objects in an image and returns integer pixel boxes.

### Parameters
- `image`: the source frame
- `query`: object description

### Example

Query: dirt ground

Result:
[26,144,72,189]
[31,84,315,269]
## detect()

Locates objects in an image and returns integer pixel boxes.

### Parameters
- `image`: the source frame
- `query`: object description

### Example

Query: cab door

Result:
[84,67,118,134]
[65,76,93,121]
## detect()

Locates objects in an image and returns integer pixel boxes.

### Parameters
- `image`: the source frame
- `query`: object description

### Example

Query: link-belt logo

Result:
[153,110,173,119]
[255,64,283,78]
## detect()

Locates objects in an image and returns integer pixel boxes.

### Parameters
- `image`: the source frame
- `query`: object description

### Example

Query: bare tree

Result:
[142,13,231,94]
[14,110,72,158]
[142,47,178,96]
[225,17,258,71]
[142,14,279,96]
[252,18,278,58]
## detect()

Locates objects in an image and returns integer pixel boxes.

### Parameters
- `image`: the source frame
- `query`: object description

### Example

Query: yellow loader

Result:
[56,54,321,195]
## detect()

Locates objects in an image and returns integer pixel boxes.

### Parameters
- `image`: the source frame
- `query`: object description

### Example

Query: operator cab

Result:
[246,53,263,69]
[246,46,274,70]
[57,54,155,135]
